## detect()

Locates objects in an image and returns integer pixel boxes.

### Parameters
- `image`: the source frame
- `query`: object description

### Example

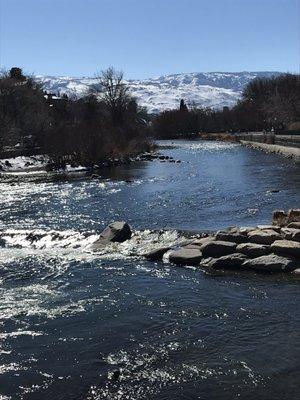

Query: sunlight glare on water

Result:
[0,141,300,399]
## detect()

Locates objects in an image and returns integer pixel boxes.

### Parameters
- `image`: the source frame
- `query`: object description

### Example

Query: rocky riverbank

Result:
[92,209,300,274]
[240,141,300,161]
[0,151,182,176]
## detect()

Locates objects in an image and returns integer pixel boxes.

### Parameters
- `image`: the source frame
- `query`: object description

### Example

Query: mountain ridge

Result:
[37,71,282,113]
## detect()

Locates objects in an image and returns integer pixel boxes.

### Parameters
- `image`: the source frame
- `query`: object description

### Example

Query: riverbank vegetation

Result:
[0,67,151,168]
[153,74,300,138]
[1,69,299,165]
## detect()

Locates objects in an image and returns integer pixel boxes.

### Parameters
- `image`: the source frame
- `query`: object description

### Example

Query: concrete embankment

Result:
[241,140,300,161]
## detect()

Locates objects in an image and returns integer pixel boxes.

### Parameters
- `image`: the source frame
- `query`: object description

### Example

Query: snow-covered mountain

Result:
[37,71,281,113]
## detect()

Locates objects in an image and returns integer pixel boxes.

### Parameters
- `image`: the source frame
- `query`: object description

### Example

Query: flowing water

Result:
[0,140,300,400]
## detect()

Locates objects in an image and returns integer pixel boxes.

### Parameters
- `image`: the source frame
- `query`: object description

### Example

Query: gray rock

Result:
[215,231,247,244]
[200,240,237,257]
[236,242,270,258]
[242,253,298,273]
[256,224,281,233]
[292,268,300,274]
[227,226,239,233]
[270,240,300,259]
[92,221,132,248]
[199,257,214,268]
[248,229,281,245]
[183,243,204,250]
[144,247,171,261]
[287,222,300,229]
[169,248,202,266]
[184,236,215,249]
[281,228,300,242]
[272,210,288,227]
[201,253,246,269]
[287,209,300,224]
[239,226,256,235]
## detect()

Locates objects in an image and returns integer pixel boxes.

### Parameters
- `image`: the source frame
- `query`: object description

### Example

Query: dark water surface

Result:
[0,141,300,399]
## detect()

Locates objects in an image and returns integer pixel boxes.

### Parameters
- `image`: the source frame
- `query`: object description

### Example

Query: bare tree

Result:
[93,67,131,124]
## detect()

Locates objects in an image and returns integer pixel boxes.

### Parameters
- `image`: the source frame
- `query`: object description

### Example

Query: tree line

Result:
[152,74,300,138]
[1,69,299,161]
[0,67,151,167]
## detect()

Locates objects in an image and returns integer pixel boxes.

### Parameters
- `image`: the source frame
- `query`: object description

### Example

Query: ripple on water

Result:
[0,141,300,399]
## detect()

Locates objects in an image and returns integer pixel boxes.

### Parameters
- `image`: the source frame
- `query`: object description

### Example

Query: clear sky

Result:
[0,0,299,79]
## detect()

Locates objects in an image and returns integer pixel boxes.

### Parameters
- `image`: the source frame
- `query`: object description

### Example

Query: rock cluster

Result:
[273,209,300,227]
[139,153,182,163]
[92,210,300,274]
[143,209,300,273]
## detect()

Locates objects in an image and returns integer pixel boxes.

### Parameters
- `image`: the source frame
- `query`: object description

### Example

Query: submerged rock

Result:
[242,254,298,273]
[201,253,246,269]
[236,242,271,258]
[248,229,281,245]
[169,248,202,266]
[108,369,121,381]
[270,240,300,259]
[200,240,237,258]
[92,221,132,249]
[144,247,171,261]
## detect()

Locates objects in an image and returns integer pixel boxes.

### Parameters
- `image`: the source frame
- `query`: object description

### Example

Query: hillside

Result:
[37,71,281,113]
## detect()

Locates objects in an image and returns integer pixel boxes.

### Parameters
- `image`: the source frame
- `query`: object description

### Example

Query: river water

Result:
[0,140,299,400]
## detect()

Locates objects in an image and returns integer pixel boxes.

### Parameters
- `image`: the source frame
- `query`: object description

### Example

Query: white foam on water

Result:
[87,229,187,260]
[0,228,187,262]
[0,229,99,250]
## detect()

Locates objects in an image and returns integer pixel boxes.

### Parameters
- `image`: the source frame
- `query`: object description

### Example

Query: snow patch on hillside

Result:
[37,71,280,114]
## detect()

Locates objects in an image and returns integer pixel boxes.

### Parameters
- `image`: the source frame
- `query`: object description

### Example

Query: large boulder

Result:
[242,254,298,273]
[201,253,246,270]
[200,240,237,257]
[256,225,281,233]
[287,209,300,224]
[92,221,132,248]
[281,228,300,242]
[215,231,247,244]
[270,240,300,259]
[144,247,171,261]
[248,229,281,245]
[239,226,256,235]
[287,222,300,229]
[169,248,202,266]
[272,210,288,227]
[273,209,300,227]
[236,242,271,258]
[183,243,204,250]
[183,236,215,249]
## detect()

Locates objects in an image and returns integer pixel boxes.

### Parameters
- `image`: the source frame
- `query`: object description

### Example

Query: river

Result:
[0,140,299,399]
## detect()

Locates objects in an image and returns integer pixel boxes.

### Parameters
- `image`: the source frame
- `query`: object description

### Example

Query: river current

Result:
[0,140,299,399]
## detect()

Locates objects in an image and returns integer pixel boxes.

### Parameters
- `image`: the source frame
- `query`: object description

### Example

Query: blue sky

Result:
[0,0,299,78]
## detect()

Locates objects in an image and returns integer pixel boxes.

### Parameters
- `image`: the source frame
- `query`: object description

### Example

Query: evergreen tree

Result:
[9,67,26,82]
